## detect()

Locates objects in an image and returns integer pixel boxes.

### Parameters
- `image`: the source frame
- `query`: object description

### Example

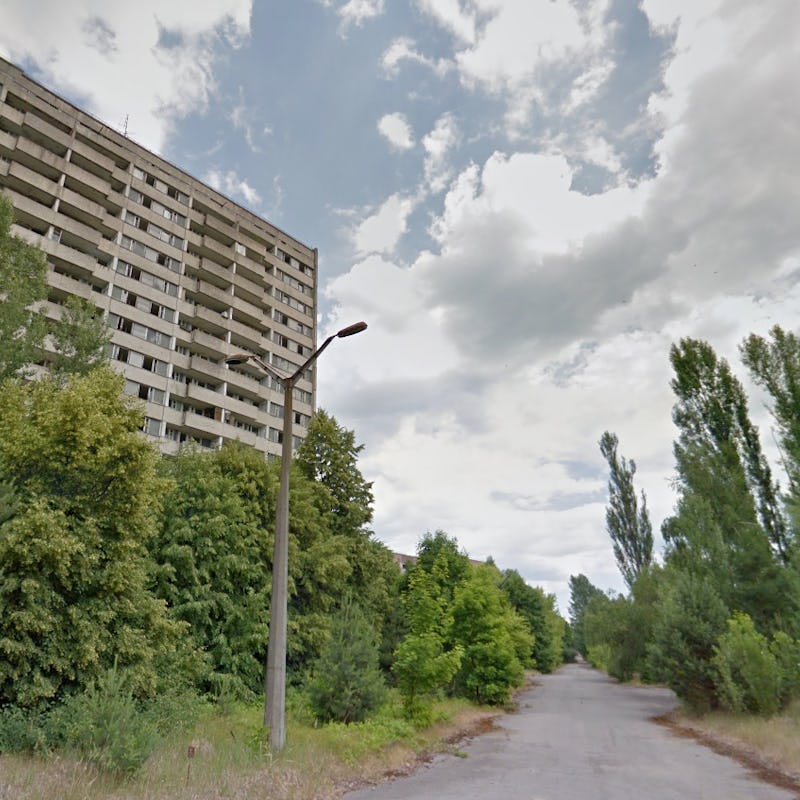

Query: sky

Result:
[2,0,799,613]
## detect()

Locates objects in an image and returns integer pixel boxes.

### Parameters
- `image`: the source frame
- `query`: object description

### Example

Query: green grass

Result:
[673,699,800,778]
[0,691,493,800]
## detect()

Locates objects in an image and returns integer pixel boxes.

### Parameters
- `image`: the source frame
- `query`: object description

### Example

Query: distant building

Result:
[392,552,486,572]
[392,553,418,573]
[0,57,317,457]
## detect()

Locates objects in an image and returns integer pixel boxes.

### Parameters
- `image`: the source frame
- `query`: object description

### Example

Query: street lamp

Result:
[225,320,367,751]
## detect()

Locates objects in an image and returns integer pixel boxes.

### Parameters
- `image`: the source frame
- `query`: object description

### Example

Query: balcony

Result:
[203,212,237,244]
[188,354,226,383]
[47,268,95,301]
[59,186,110,228]
[180,410,226,439]
[0,102,24,130]
[10,135,66,180]
[231,269,266,306]
[231,295,269,331]
[23,111,71,154]
[192,304,229,336]
[222,425,259,449]
[234,250,269,285]
[191,278,232,310]
[3,160,59,205]
[221,393,263,425]
[189,328,227,359]
[190,234,234,267]
[63,159,112,201]
[69,137,115,178]
[226,315,265,350]
[185,254,233,287]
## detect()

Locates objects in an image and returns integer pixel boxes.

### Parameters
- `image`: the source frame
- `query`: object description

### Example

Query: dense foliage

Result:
[579,328,800,714]
[0,224,565,767]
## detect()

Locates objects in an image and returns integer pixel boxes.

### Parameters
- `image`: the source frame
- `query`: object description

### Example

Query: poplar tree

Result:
[741,326,800,555]
[664,338,795,633]
[599,431,653,590]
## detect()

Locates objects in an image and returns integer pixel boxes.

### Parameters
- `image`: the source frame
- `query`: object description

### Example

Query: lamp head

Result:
[336,321,368,338]
[225,352,252,366]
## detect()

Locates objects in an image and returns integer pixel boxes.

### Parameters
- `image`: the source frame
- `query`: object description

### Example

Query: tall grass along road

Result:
[345,663,795,800]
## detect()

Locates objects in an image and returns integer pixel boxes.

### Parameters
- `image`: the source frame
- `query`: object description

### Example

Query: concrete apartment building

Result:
[0,57,318,457]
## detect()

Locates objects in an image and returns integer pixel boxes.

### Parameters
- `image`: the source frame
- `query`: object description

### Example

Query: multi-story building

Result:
[0,57,317,457]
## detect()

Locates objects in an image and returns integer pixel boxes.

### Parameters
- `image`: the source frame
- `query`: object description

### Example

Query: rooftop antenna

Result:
[123,114,129,137]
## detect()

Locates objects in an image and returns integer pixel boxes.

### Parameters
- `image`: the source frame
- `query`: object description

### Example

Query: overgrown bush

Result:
[0,665,207,774]
[46,664,161,774]
[771,631,800,706]
[586,643,612,672]
[713,613,780,716]
[647,570,728,711]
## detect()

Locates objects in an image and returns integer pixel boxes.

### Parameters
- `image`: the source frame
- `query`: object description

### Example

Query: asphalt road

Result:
[344,663,795,800]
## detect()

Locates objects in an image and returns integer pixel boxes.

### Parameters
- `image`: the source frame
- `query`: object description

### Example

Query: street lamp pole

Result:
[225,320,367,751]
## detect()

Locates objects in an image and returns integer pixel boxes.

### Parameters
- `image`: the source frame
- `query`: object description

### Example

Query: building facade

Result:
[0,57,317,457]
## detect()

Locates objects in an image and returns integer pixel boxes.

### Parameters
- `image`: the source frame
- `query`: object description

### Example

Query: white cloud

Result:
[381,37,452,78]
[377,113,415,151]
[320,0,800,608]
[351,194,417,256]
[334,0,385,30]
[204,169,262,207]
[0,0,252,154]
[411,0,615,137]
[230,86,270,153]
[414,0,478,44]
[422,113,460,193]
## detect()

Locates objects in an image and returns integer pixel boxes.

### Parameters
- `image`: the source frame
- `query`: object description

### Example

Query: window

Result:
[120,235,181,272]
[270,402,284,419]
[142,417,162,436]
[294,411,310,427]
[273,288,309,316]
[109,313,170,348]
[272,354,298,373]
[268,427,283,444]
[115,260,178,296]
[293,387,312,405]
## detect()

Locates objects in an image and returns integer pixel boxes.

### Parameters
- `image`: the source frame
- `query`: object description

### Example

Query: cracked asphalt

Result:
[344,663,796,800]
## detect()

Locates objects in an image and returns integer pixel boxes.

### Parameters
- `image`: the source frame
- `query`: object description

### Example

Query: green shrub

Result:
[46,664,160,774]
[307,601,387,724]
[586,643,612,672]
[0,706,47,752]
[713,613,780,716]
[770,631,800,706]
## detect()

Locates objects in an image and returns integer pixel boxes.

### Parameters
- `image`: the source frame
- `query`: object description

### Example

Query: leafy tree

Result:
[49,296,111,379]
[411,530,472,599]
[669,338,787,562]
[151,443,273,697]
[307,600,387,724]
[0,369,182,707]
[599,431,653,589]
[295,408,373,538]
[0,193,48,380]
[664,338,796,632]
[568,574,604,656]
[393,554,462,711]
[742,326,800,554]
[501,569,564,673]
[295,410,396,640]
[450,566,530,704]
